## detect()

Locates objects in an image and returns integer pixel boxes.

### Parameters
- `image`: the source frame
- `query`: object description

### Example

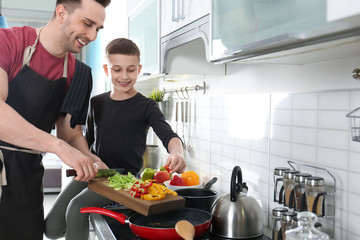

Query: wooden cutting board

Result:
[88,178,185,216]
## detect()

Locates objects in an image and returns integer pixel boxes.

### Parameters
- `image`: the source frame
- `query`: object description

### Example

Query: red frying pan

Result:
[81,207,212,240]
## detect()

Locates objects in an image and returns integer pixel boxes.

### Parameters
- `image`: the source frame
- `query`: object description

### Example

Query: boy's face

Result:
[105,54,142,96]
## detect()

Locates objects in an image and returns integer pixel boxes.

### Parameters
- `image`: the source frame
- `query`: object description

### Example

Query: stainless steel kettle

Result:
[210,166,263,239]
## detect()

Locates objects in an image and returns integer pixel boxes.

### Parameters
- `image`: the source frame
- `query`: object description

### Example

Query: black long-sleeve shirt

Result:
[85,92,179,174]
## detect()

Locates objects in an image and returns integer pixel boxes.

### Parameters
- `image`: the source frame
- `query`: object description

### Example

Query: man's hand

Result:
[55,115,100,182]
[55,140,97,181]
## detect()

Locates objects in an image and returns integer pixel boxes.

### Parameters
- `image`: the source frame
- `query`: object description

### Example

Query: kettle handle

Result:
[230,166,246,202]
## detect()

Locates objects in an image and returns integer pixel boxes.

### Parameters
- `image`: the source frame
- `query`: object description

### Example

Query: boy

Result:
[44,38,185,240]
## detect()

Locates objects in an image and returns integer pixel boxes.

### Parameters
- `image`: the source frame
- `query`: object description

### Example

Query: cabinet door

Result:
[129,0,159,75]
[327,0,360,22]
[211,0,328,60]
[161,0,211,37]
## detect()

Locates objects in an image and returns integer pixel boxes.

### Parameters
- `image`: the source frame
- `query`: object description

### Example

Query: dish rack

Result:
[346,107,360,142]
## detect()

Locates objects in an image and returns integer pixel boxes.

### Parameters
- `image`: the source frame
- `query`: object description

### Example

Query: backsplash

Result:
[157,89,360,239]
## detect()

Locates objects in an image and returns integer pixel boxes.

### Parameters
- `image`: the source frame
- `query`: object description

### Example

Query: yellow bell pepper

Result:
[140,183,177,201]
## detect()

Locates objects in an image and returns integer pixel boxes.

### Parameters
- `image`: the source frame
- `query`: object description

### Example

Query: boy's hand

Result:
[164,153,186,174]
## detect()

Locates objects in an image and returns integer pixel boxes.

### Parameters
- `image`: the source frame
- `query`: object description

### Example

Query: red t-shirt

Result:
[0,26,75,89]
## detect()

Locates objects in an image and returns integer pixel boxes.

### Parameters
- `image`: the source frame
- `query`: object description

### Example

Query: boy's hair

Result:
[55,0,111,15]
[106,38,141,61]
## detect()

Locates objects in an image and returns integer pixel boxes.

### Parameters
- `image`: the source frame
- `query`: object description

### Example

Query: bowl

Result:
[163,180,202,191]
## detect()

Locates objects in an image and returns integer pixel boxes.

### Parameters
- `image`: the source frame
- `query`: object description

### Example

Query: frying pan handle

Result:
[80,207,127,225]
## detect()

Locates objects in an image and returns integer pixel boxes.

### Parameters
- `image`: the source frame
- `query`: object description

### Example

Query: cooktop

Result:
[102,208,271,240]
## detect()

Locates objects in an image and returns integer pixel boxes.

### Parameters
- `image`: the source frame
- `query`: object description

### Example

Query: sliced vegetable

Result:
[129,180,153,198]
[107,172,139,191]
[95,169,119,178]
[170,175,186,186]
[141,183,177,201]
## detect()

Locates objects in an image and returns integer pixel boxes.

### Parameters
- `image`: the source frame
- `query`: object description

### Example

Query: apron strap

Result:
[63,53,68,78]
[0,149,6,202]
[0,146,40,155]
[22,27,42,68]
[22,27,69,79]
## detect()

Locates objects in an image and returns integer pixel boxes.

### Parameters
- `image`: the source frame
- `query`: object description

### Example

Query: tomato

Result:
[164,166,171,173]
[181,171,200,186]
[154,170,171,183]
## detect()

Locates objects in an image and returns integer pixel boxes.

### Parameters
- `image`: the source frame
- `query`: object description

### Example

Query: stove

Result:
[89,207,271,240]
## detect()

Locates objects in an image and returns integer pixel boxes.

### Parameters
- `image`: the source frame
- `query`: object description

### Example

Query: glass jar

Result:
[293,173,312,211]
[305,177,325,216]
[272,207,288,240]
[273,167,291,202]
[281,211,297,240]
[283,170,299,207]
[285,211,330,240]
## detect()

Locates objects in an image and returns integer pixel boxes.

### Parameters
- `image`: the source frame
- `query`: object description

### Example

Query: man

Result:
[0,0,110,239]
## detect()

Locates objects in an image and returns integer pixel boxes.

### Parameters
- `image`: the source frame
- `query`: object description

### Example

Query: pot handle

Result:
[230,166,247,202]
[81,207,127,224]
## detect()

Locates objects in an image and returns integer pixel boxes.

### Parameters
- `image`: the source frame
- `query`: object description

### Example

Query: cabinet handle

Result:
[172,0,185,22]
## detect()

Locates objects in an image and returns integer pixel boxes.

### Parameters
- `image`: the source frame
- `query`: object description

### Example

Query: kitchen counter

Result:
[89,206,272,240]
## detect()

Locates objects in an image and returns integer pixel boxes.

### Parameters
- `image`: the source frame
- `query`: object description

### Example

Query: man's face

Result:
[107,54,141,96]
[60,0,106,53]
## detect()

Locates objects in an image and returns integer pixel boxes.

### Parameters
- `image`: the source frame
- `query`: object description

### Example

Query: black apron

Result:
[0,28,68,240]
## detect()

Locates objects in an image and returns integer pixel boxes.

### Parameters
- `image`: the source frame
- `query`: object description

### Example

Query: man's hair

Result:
[55,0,111,15]
[106,38,141,60]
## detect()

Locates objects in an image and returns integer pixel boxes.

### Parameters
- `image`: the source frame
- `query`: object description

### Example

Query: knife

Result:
[66,168,125,178]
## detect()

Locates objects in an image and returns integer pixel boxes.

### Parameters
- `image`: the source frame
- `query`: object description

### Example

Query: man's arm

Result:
[0,67,97,181]
[56,114,109,170]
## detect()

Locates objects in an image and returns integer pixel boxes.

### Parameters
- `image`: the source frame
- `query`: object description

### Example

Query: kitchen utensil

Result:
[293,173,312,211]
[210,166,263,239]
[141,145,160,171]
[305,176,326,216]
[203,177,217,190]
[281,211,297,240]
[175,177,218,212]
[176,101,179,135]
[281,170,300,207]
[272,207,288,240]
[181,100,186,149]
[88,178,185,216]
[80,207,211,240]
[273,167,290,202]
[175,220,195,240]
[66,168,125,178]
[163,180,202,191]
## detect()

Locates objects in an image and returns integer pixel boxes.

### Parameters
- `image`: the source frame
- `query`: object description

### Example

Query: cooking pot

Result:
[176,177,218,212]
[210,166,263,239]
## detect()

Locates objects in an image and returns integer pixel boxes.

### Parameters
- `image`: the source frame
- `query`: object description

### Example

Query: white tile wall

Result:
[159,89,360,240]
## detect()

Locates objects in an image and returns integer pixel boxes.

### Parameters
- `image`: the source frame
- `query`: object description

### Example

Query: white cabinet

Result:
[160,0,211,37]
[210,0,329,62]
[128,0,160,75]
[209,0,360,63]
[327,0,360,22]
